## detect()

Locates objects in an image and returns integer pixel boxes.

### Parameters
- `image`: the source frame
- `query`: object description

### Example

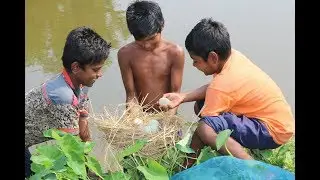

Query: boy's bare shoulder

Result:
[118,42,137,58]
[164,41,184,59]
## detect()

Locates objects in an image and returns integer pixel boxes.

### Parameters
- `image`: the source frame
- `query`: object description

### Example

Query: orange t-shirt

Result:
[201,49,294,145]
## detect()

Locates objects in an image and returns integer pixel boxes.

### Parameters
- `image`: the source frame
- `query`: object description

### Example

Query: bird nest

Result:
[91,102,184,159]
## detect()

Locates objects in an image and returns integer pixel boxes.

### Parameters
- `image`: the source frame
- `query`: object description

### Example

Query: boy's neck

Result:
[62,69,80,90]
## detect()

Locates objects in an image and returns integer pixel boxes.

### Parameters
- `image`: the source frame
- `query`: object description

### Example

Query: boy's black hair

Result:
[185,18,231,61]
[126,0,164,40]
[62,26,112,72]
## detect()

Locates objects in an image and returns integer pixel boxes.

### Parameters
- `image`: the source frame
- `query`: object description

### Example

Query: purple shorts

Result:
[196,100,280,149]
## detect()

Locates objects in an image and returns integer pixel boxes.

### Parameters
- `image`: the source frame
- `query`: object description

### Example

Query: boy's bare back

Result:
[118,40,184,112]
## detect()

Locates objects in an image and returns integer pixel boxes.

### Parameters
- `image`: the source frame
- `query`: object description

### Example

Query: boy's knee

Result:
[196,121,217,144]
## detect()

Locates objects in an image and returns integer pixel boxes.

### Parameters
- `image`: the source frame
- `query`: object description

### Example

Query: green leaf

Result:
[43,173,57,180]
[66,159,87,179]
[117,139,148,161]
[51,155,67,172]
[58,134,85,161]
[196,146,218,165]
[147,159,168,176]
[216,129,233,150]
[175,133,195,153]
[137,165,169,180]
[103,171,131,180]
[85,155,104,179]
[36,145,63,160]
[84,141,95,154]
[31,163,45,173]
[31,155,54,168]
[29,169,52,180]
[43,129,65,140]
[56,167,79,180]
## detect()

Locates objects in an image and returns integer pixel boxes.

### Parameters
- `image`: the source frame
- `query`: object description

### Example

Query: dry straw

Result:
[90,98,185,159]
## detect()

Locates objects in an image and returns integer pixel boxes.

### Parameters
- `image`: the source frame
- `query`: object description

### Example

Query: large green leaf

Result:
[42,173,57,180]
[216,129,233,150]
[137,165,169,180]
[147,159,168,176]
[117,139,148,161]
[55,167,79,180]
[31,163,45,173]
[196,146,219,165]
[103,171,131,180]
[31,155,54,168]
[84,141,95,154]
[51,155,67,172]
[29,169,52,180]
[58,134,85,161]
[85,155,104,179]
[175,133,195,153]
[66,159,87,179]
[36,145,63,160]
[43,129,66,140]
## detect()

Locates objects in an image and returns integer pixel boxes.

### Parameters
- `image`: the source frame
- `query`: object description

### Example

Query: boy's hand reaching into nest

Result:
[158,93,185,110]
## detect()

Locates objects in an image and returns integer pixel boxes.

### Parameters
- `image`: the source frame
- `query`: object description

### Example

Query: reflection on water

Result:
[26,0,130,74]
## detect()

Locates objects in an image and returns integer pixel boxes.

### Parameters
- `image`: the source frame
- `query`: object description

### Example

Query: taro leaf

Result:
[196,146,218,165]
[103,171,131,180]
[85,155,104,179]
[58,134,85,161]
[31,163,45,173]
[57,134,86,178]
[43,129,65,140]
[117,139,148,162]
[42,173,57,180]
[175,133,195,153]
[29,169,52,180]
[36,145,63,160]
[66,158,87,179]
[51,155,67,172]
[56,167,79,180]
[84,141,95,154]
[147,159,168,176]
[30,154,54,168]
[137,160,169,180]
[216,129,233,150]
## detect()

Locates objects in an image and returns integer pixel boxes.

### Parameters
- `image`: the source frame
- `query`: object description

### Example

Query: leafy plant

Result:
[29,129,104,180]
[216,129,233,156]
[249,137,295,173]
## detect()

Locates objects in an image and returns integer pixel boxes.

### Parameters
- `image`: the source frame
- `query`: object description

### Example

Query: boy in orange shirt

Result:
[159,18,294,167]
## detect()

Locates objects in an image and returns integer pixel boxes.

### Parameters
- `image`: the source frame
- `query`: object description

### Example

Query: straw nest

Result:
[91,101,184,159]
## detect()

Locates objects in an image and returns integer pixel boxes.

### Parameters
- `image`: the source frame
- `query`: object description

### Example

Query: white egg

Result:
[143,119,160,133]
[134,118,143,125]
[159,97,171,106]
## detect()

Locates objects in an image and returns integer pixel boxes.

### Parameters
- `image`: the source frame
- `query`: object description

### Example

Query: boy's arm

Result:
[169,46,185,115]
[118,48,138,106]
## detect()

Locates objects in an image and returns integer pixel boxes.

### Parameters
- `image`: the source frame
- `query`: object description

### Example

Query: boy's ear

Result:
[208,51,219,65]
[71,62,80,74]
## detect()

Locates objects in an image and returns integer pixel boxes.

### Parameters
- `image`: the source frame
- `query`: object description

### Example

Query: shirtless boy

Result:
[118,0,185,114]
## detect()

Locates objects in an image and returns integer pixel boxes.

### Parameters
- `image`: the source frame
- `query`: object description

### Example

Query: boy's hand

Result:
[159,93,185,109]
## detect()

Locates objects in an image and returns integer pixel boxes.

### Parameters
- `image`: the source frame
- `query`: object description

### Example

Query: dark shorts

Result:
[25,148,33,178]
[196,100,280,149]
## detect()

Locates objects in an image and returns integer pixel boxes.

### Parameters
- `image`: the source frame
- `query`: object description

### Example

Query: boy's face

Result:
[190,53,218,76]
[74,60,106,87]
[135,33,161,51]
